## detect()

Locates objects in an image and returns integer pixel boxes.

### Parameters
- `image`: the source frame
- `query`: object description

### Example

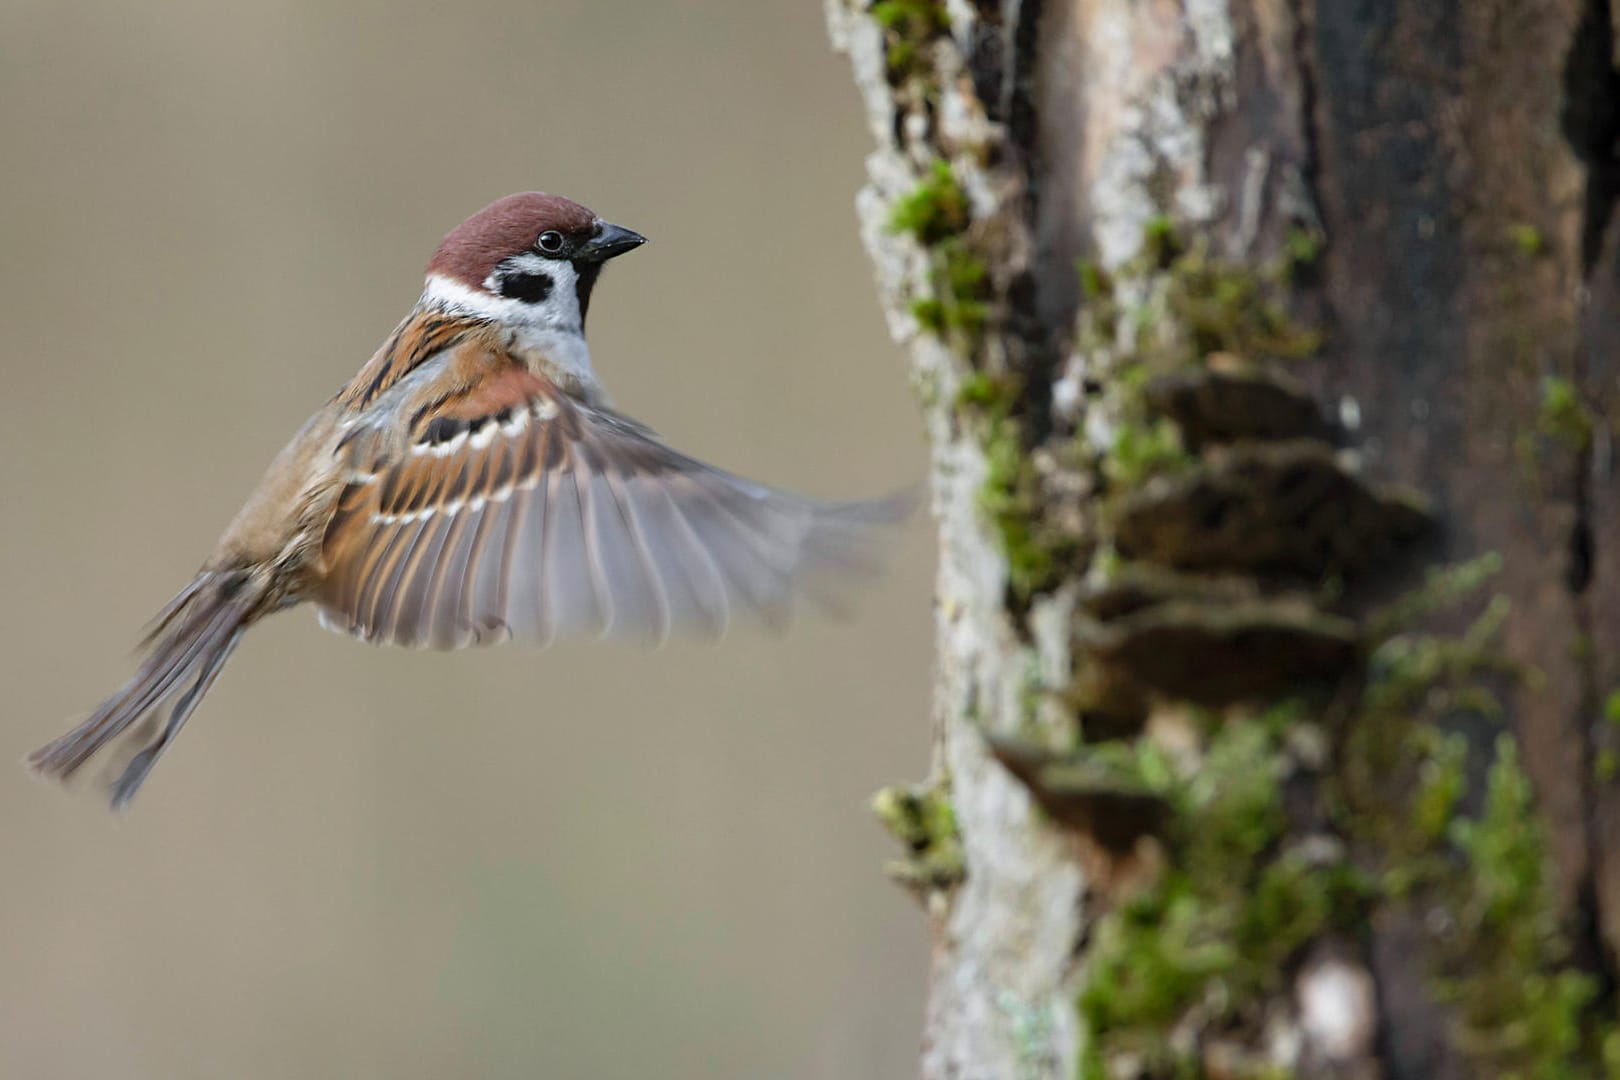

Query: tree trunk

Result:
[828,1,1620,1077]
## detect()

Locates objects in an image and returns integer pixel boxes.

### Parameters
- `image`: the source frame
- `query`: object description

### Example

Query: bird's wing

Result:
[315,362,912,649]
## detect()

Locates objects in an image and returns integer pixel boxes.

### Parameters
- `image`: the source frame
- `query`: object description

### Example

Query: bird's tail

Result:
[27,569,261,811]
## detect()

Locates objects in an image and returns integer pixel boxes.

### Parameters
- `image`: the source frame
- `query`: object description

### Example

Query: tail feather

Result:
[135,571,219,649]
[28,570,258,811]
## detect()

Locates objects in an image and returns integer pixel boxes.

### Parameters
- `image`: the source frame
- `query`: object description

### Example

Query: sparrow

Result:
[29,192,911,811]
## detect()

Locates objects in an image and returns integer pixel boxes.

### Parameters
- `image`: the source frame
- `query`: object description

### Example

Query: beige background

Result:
[0,2,933,1077]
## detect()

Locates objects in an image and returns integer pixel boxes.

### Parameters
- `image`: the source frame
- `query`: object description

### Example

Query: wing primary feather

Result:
[520,457,557,647]
[419,510,476,649]
[424,499,480,649]
[420,438,502,648]
[647,481,733,637]
[391,508,457,647]
[572,441,678,645]
[362,514,434,641]
[502,475,549,644]
[603,471,674,645]
[800,499,906,580]
[350,520,416,641]
[587,467,664,645]
[490,448,535,645]
[466,491,517,644]
[672,479,796,630]
[700,482,809,576]
[392,453,473,641]
[373,514,442,645]
[519,414,566,647]
[457,434,516,643]
[576,464,618,640]
[540,468,603,639]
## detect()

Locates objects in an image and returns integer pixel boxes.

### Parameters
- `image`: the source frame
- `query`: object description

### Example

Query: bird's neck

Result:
[419,273,600,397]
[506,323,597,397]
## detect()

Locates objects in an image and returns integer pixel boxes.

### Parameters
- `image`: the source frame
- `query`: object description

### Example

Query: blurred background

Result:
[0,2,932,1077]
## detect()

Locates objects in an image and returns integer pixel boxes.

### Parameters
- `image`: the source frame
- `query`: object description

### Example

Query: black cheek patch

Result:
[498,271,554,304]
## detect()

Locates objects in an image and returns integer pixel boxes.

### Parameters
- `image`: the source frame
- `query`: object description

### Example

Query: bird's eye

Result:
[537,230,565,254]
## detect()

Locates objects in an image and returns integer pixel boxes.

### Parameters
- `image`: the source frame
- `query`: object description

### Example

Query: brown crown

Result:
[426,193,599,289]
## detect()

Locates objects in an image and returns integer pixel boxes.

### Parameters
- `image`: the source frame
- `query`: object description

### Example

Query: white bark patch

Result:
[1297,954,1378,1062]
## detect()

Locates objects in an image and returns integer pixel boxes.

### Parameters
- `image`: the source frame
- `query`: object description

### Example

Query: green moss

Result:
[872,780,964,891]
[1345,572,1512,903]
[1451,740,1541,925]
[1157,239,1324,363]
[1091,544,1126,581]
[1590,690,1618,785]
[955,371,1019,414]
[912,239,989,336]
[1078,711,1366,1077]
[1140,215,1182,267]
[1573,632,1595,663]
[1377,724,1473,902]
[1409,730,1468,846]
[1105,417,1190,489]
[871,0,946,35]
[870,0,947,80]
[1538,376,1592,451]
[1076,262,1123,359]
[1068,735,1179,797]
[1086,219,1324,373]
[1517,374,1594,477]
[1361,595,1514,719]
[981,422,1064,600]
[1368,552,1504,639]
[1076,225,1326,504]
[1082,877,1241,1041]
[1437,738,1611,1079]
[1594,748,1618,784]
[888,159,968,245]
[1342,569,1620,1079]
[954,370,1076,602]
[1079,259,1114,302]
[889,161,988,342]
[909,296,944,332]
[1508,224,1545,257]
[1283,226,1324,270]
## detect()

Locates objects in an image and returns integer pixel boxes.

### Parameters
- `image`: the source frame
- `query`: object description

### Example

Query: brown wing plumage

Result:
[315,362,911,649]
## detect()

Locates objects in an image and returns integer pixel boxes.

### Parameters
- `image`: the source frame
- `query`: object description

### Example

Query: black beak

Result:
[576,221,647,263]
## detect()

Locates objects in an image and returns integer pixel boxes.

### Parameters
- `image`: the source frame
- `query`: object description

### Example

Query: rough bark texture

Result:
[831,1,1620,1078]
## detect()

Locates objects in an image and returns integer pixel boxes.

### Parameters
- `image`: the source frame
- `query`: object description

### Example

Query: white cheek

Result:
[476,254,581,332]
[424,266,581,333]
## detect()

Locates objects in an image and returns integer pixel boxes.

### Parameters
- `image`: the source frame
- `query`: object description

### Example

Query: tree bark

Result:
[829,2,1620,1077]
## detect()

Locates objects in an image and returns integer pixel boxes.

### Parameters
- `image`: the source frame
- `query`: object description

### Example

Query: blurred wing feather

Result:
[316,365,910,649]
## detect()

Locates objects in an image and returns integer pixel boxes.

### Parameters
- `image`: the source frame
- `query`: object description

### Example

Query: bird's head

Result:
[423,192,646,334]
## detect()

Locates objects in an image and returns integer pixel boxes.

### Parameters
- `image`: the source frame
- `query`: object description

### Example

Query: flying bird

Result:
[29,193,911,810]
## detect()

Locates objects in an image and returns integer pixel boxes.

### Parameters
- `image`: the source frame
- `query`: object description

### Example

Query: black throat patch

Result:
[574,262,603,327]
